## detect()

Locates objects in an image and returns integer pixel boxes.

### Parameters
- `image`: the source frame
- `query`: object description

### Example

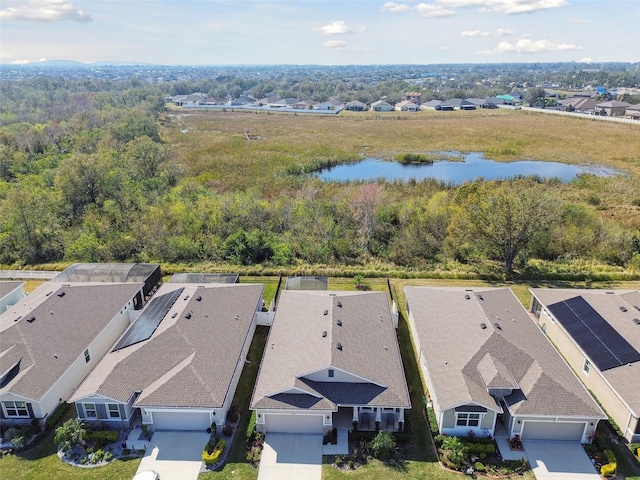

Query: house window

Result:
[583,359,591,376]
[328,369,334,378]
[456,413,481,427]
[108,404,120,418]
[84,349,91,363]
[4,401,29,418]
[84,403,97,418]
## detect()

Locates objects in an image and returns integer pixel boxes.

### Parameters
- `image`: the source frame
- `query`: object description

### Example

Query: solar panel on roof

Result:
[547,296,640,371]
[112,287,184,351]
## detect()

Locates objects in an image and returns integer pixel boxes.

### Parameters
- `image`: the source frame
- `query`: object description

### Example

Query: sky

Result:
[1,0,638,65]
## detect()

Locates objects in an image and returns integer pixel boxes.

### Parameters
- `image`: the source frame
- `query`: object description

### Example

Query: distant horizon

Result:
[2,59,638,67]
[1,1,638,66]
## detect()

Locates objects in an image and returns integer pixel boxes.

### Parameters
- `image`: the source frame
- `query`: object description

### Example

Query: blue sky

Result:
[1,0,638,65]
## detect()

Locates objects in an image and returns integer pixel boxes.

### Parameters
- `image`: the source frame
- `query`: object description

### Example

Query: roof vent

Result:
[323,310,328,315]
[235,314,239,320]
[494,322,502,330]
[57,291,66,297]
[606,291,615,294]
[480,323,487,329]
[634,318,640,325]
[14,316,21,322]
[337,319,342,326]
[322,330,327,337]
[53,354,58,359]
[185,312,191,319]
[478,294,484,301]
[184,295,190,301]
[465,294,470,300]
[337,301,342,308]
[634,306,640,311]
[196,295,202,302]
[620,306,628,312]
[27,316,36,323]
[45,291,53,296]
[171,312,177,318]
[336,342,343,351]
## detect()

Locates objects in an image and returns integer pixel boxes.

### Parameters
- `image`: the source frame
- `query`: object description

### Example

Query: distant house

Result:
[596,100,632,117]
[228,95,258,106]
[421,99,443,110]
[344,100,368,112]
[440,98,476,110]
[251,290,410,434]
[0,281,25,313]
[395,100,420,112]
[171,93,207,106]
[316,99,344,111]
[560,97,599,113]
[201,96,227,106]
[71,283,265,432]
[371,100,394,112]
[270,97,299,108]
[530,289,640,442]
[292,100,319,110]
[466,98,493,109]
[258,95,281,106]
[573,90,599,98]
[626,103,640,119]
[405,287,604,442]
[405,91,421,104]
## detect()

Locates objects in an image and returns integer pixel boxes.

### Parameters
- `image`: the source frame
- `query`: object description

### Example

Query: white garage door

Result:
[152,411,211,431]
[265,414,324,434]
[521,421,585,441]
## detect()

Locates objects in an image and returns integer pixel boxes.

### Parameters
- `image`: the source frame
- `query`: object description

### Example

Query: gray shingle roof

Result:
[530,288,640,416]
[251,290,410,411]
[405,287,603,418]
[1,283,143,401]
[70,283,264,409]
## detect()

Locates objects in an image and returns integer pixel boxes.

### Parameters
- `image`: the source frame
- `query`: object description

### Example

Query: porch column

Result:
[375,408,382,423]
[398,408,404,423]
[352,406,359,422]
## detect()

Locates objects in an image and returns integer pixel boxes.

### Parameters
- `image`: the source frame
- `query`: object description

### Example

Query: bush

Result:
[121,448,132,455]
[45,402,71,430]
[474,461,486,472]
[85,430,119,443]
[427,407,439,435]
[103,451,113,462]
[246,410,257,446]
[603,449,616,463]
[203,438,227,465]
[600,462,616,476]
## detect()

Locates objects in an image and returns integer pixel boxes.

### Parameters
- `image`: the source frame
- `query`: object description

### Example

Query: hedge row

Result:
[45,402,71,430]
[86,431,119,443]
[600,462,616,476]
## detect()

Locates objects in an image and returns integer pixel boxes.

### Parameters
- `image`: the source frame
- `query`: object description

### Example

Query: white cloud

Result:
[313,20,365,36]
[11,59,32,64]
[461,27,513,36]
[323,40,349,50]
[381,2,412,13]
[436,0,567,14]
[479,37,582,54]
[579,57,593,63]
[0,0,91,23]
[416,3,455,17]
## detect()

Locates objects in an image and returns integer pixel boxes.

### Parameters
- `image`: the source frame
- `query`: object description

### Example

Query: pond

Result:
[316,152,619,185]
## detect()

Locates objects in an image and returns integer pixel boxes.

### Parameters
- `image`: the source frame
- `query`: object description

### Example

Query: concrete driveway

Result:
[258,433,323,480]
[524,441,601,480]
[135,431,209,480]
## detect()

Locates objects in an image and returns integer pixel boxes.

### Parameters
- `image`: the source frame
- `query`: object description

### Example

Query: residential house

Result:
[371,100,394,112]
[258,95,281,106]
[251,290,410,434]
[201,96,227,106]
[292,100,319,110]
[0,282,25,313]
[421,99,443,110]
[625,103,640,119]
[405,287,604,442]
[344,100,368,112]
[440,98,476,110]
[228,95,258,106]
[1,282,147,427]
[71,282,265,431]
[171,93,207,106]
[466,98,492,109]
[406,91,421,104]
[560,97,599,113]
[596,100,631,117]
[395,100,420,112]
[529,289,640,442]
[315,100,344,111]
[270,98,299,108]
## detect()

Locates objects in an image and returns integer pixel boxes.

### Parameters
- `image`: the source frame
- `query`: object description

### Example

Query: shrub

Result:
[103,451,114,462]
[85,430,119,443]
[121,448,132,455]
[246,410,257,446]
[603,449,616,464]
[441,436,468,467]
[474,461,486,472]
[335,454,344,467]
[427,407,439,435]
[45,402,71,430]
[371,431,396,460]
[600,462,616,476]
[203,438,227,465]
[222,424,233,436]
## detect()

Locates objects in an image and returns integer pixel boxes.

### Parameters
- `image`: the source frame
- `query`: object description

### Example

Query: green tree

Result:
[441,436,468,466]
[525,87,547,107]
[448,182,561,273]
